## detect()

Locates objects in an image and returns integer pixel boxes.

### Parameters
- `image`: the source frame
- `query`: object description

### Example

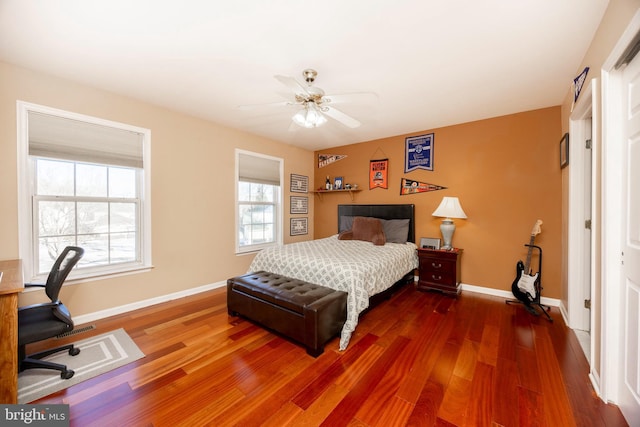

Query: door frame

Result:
[567,79,595,336]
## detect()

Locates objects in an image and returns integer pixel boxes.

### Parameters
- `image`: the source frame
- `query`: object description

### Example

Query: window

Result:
[236,150,282,253]
[17,102,151,281]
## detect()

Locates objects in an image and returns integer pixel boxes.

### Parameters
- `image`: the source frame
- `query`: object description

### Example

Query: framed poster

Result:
[405,133,434,172]
[559,133,569,169]
[334,176,343,190]
[290,174,308,193]
[369,159,388,189]
[290,217,308,236]
[290,196,308,214]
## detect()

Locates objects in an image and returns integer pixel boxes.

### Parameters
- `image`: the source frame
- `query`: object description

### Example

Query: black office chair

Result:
[18,246,84,379]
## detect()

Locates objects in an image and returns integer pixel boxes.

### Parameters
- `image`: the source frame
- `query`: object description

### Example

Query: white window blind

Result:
[238,152,280,185]
[28,111,144,168]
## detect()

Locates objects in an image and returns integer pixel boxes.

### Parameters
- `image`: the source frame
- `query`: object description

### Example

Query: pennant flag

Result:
[318,154,347,168]
[400,178,447,195]
[571,67,589,111]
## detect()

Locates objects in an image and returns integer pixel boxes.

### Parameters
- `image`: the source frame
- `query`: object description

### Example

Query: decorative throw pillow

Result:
[350,216,386,246]
[338,215,355,233]
[338,229,354,240]
[379,218,410,243]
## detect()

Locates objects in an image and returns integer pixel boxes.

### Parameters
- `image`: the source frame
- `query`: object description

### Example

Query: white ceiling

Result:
[0,1,609,151]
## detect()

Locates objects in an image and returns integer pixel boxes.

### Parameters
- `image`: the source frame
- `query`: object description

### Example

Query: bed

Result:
[248,204,418,350]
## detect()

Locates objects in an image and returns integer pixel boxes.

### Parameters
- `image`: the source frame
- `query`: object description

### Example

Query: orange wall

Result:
[314,107,562,297]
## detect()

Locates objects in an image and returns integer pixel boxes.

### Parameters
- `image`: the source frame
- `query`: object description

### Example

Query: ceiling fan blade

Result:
[322,92,379,105]
[237,100,297,110]
[322,106,361,128]
[274,75,309,96]
[287,120,300,132]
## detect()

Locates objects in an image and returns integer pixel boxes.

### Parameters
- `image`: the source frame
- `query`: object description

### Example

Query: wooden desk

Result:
[0,259,24,404]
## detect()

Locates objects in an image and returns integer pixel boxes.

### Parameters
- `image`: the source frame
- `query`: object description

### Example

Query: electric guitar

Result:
[511,220,543,303]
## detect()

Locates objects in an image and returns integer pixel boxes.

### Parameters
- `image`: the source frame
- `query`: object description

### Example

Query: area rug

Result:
[18,328,144,404]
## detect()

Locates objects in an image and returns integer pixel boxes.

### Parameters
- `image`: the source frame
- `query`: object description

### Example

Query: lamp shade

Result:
[432,197,467,219]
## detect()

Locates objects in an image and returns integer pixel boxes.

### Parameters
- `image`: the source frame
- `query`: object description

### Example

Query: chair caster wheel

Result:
[69,347,80,356]
[61,369,75,380]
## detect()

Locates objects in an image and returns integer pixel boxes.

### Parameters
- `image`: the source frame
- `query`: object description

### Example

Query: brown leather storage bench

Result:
[227,271,347,356]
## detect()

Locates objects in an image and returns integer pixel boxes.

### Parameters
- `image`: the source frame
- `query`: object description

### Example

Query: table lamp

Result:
[432,196,467,250]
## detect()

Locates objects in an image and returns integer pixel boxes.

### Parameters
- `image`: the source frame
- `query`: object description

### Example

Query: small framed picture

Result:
[290,196,308,214]
[334,176,343,190]
[290,217,308,236]
[559,133,569,169]
[290,174,308,193]
[420,237,441,250]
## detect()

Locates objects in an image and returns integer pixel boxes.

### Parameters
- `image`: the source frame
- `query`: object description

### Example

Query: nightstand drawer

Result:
[420,270,455,285]
[419,258,456,274]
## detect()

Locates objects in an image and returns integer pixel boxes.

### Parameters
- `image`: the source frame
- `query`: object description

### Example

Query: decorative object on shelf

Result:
[334,176,343,190]
[369,159,388,189]
[559,133,569,169]
[290,174,308,193]
[290,196,308,214]
[419,237,441,250]
[400,178,446,195]
[405,133,434,172]
[318,153,347,168]
[290,217,308,236]
[325,175,332,190]
[432,196,467,250]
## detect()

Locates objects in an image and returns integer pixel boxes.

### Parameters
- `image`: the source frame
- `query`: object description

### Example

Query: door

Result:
[619,48,640,425]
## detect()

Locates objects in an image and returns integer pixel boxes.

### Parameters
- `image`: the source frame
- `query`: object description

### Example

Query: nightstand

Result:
[417,248,463,296]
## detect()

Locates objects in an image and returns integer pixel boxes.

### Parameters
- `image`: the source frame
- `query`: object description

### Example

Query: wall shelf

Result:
[313,188,361,201]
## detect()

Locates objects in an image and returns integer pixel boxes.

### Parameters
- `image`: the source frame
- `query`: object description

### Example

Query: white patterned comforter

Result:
[248,235,418,350]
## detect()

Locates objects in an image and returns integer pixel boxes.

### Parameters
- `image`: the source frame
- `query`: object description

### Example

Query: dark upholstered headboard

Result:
[337,204,416,243]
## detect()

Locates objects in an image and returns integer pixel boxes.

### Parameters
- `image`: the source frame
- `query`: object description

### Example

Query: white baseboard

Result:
[74,280,560,327]
[73,280,227,326]
[460,282,560,307]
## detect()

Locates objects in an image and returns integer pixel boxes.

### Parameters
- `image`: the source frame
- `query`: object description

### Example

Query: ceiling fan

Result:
[241,69,374,129]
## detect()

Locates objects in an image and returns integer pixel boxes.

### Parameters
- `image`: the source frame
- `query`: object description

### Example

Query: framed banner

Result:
[290,174,308,193]
[290,217,308,236]
[405,133,434,172]
[369,159,389,189]
[290,196,308,214]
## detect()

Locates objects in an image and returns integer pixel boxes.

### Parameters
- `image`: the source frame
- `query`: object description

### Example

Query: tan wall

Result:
[314,107,562,297]
[0,61,314,315]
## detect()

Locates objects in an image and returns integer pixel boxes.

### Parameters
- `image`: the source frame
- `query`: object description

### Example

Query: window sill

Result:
[23,264,154,290]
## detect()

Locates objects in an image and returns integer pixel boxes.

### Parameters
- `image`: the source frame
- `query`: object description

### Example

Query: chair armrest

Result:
[24,283,46,289]
[18,301,60,312]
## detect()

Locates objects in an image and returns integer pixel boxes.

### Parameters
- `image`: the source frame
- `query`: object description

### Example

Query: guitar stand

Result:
[506,244,553,322]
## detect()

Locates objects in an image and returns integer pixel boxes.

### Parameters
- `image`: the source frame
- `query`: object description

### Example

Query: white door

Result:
[619,48,640,425]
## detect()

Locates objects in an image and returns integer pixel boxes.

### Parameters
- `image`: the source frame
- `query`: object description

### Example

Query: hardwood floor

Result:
[30,284,628,426]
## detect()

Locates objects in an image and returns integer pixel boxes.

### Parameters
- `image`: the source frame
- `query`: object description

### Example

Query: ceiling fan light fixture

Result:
[292,102,327,128]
